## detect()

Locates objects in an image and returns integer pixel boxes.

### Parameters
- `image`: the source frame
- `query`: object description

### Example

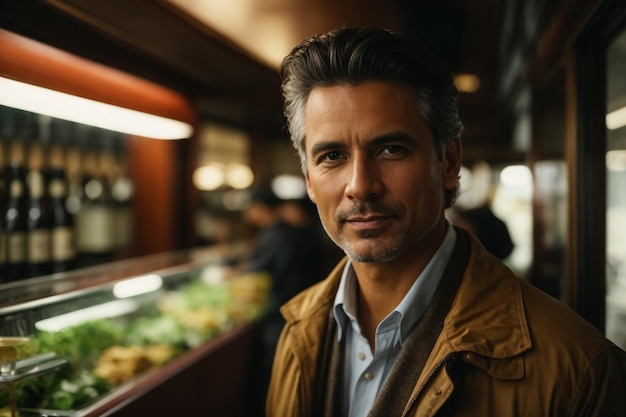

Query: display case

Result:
[0,243,269,417]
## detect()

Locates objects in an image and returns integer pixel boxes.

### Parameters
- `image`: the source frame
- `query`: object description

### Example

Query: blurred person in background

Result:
[453,204,514,260]
[280,195,345,274]
[450,160,515,261]
[243,186,325,415]
[266,27,626,417]
[244,188,326,311]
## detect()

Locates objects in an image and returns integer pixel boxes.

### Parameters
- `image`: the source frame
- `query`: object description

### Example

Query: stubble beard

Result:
[339,228,408,262]
[328,201,407,263]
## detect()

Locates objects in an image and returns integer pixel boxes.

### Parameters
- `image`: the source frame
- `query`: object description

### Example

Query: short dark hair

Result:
[280,27,463,207]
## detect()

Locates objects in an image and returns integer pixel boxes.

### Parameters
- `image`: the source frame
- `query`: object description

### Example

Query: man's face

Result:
[304,82,461,263]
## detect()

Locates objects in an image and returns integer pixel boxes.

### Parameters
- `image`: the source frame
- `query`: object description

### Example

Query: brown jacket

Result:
[266,230,626,416]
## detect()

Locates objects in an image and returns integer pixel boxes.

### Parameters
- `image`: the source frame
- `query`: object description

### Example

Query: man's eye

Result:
[320,151,342,161]
[381,145,406,155]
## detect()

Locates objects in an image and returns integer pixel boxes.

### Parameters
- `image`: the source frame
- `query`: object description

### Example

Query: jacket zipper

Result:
[400,352,459,417]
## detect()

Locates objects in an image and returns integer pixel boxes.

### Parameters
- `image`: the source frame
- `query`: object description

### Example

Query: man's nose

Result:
[344,156,384,201]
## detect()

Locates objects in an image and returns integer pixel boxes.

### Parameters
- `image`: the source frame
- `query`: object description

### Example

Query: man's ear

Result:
[305,171,317,204]
[443,137,462,190]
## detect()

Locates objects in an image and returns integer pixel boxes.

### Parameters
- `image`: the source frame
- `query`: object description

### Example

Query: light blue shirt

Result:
[333,225,457,417]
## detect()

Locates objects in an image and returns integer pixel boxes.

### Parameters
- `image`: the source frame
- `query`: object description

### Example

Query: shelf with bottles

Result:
[0,243,269,416]
[1,105,136,284]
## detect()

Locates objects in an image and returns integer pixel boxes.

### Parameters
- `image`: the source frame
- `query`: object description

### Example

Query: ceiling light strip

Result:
[0,29,195,139]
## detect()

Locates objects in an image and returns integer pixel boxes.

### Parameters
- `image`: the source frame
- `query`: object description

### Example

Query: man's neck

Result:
[353,259,427,350]
[350,221,448,349]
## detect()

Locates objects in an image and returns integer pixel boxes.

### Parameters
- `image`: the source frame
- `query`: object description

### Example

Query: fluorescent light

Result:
[500,165,532,188]
[35,300,139,332]
[0,77,193,139]
[113,274,163,298]
[193,163,226,190]
[271,175,306,199]
[226,163,254,189]
[607,106,626,130]
[193,163,255,190]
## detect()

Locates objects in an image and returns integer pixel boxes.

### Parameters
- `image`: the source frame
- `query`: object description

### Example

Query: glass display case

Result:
[0,243,269,417]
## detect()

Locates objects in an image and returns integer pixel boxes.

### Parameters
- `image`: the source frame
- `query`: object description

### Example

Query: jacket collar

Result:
[280,229,532,378]
[443,231,532,359]
[431,230,531,381]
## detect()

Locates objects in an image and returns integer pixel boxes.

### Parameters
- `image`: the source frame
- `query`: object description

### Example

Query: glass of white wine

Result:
[1,316,35,417]
[0,316,33,377]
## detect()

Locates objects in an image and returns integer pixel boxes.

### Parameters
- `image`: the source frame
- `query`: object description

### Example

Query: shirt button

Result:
[364,372,374,380]
[358,352,366,360]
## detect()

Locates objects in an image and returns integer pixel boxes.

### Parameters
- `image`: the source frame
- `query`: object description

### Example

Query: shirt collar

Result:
[333,223,457,344]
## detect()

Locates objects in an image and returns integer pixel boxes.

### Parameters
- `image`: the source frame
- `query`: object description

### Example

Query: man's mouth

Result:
[344,214,392,230]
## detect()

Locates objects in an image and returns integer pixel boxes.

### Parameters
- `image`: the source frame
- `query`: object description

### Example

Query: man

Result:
[266,27,626,417]
[453,204,514,260]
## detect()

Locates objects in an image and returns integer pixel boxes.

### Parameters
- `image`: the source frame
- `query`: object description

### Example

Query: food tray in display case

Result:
[0,244,270,417]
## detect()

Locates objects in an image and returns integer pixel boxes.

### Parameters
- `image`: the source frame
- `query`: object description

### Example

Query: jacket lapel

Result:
[370,228,470,417]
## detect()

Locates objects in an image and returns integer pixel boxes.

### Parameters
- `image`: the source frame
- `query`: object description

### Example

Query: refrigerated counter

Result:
[0,243,269,417]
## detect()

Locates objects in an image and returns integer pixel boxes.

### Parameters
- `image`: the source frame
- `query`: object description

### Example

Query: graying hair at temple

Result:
[279,27,464,207]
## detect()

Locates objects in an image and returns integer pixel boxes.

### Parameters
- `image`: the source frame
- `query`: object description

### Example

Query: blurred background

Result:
[0,1,625,409]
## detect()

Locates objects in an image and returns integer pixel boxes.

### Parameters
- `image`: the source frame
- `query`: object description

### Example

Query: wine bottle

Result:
[75,126,115,268]
[3,109,31,282]
[25,169,52,277]
[25,114,52,277]
[48,119,76,273]
[48,167,76,273]
[3,164,28,282]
